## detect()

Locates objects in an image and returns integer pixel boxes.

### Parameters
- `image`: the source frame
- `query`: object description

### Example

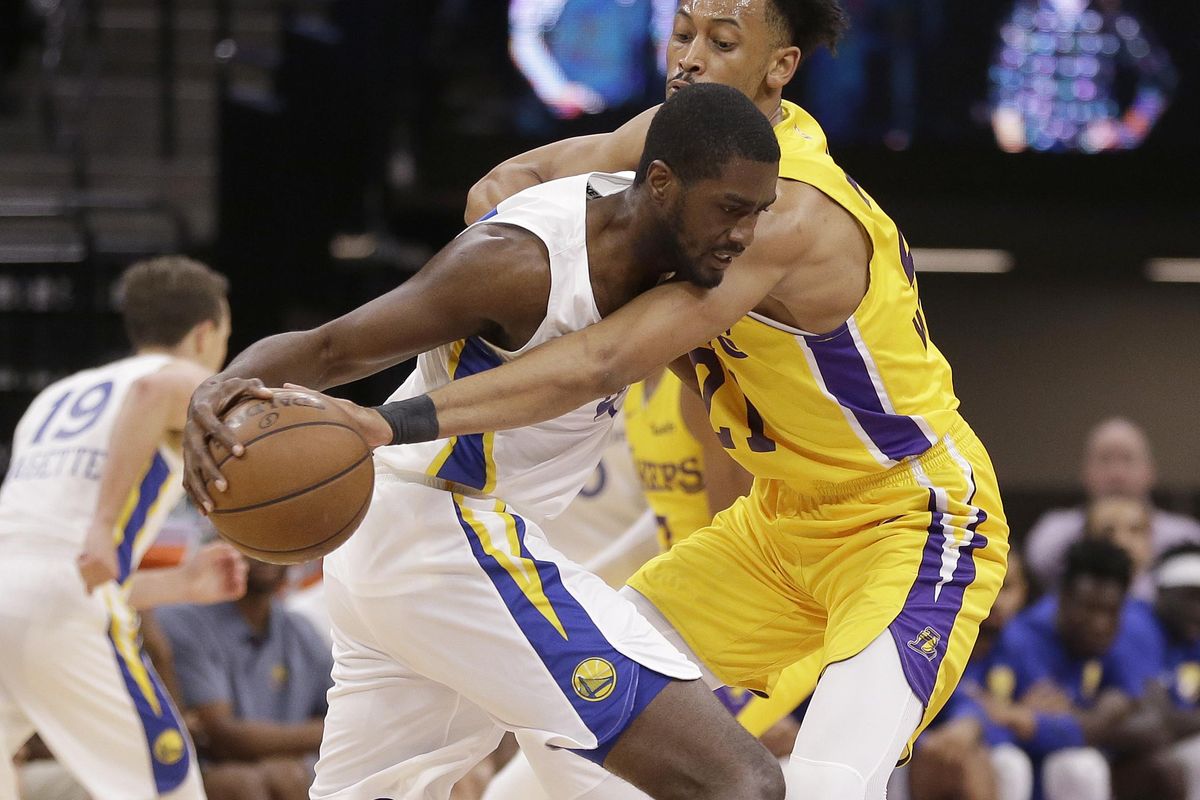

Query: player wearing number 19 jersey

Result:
[0,258,236,800]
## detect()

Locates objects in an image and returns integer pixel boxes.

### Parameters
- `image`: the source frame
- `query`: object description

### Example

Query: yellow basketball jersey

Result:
[691,100,962,493]
[624,374,711,550]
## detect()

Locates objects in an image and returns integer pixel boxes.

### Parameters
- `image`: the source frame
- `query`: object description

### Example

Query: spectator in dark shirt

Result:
[158,559,333,800]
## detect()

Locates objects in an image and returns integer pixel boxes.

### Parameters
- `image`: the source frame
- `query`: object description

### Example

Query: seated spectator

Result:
[158,559,332,800]
[1026,418,1200,594]
[1105,544,1200,799]
[977,540,1164,800]
[907,551,1034,800]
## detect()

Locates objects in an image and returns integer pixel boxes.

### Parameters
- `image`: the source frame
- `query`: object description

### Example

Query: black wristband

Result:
[373,395,440,446]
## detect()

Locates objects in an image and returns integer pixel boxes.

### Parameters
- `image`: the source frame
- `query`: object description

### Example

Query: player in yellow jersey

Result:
[627,369,822,743]
[627,368,749,551]
[189,2,1008,797]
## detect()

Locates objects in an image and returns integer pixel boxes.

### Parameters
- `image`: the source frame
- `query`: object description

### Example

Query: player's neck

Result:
[136,344,204,369]
[584,191,663,315]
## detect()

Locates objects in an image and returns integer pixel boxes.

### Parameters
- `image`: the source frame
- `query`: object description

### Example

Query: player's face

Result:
[666,0,779,103]
[666,157,777,288]
[1058,575,1125,658]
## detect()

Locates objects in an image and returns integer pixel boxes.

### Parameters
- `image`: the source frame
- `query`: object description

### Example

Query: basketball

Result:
[206,389,374,565]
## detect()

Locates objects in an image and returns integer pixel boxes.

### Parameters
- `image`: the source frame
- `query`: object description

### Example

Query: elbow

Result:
[466,168,510,224]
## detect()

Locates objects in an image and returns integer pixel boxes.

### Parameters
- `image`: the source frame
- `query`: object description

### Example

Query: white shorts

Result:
[0,545,201,800]
[314,475,700,800]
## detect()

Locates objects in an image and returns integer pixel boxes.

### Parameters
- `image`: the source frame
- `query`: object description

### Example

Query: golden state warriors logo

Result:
[153,729,185,765]
[907,627,941,662]
[573,658,617,702]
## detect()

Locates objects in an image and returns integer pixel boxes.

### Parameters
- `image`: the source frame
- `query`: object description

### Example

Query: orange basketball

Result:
[206,389,374,565]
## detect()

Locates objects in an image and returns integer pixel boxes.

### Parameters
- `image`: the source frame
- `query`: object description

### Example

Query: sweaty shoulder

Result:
[747,179,871,334]
[449,223,552,351]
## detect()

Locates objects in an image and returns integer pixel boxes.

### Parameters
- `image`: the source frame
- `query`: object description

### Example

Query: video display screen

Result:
[423,0,1194,155]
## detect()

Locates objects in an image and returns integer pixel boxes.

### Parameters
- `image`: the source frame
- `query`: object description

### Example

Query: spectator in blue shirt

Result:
[158,559,333,800]
[977,539,1165,800]
[1106,544,1200,799]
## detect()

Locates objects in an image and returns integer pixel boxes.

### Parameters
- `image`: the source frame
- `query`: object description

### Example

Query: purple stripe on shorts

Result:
[889,489,988,704]
[806,332,932,462]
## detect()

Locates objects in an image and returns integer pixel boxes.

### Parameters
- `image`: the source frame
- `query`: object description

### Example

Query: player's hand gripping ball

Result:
[205,389,374,564]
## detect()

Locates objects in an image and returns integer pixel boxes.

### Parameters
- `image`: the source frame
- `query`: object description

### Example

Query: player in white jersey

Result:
[0,257,244,800]
[184,85,784,800]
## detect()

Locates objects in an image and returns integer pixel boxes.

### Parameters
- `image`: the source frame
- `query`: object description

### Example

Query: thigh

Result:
[627,491,826,695]
[787,632,924,799]
[312,585,503,800]
[1,564,197,800]
[326,484,700,754]
[733,653,822,738]
[803,436,1009,757]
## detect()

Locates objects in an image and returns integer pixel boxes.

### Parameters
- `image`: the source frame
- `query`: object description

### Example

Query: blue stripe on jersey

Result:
[453,497,663,748]
[116,452,171,583]
[806,331,931,462]
[889,486,987,704]
[436,338,504,490]
[105,627,191,793]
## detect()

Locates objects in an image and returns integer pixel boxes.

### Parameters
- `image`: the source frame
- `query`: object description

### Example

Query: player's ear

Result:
[765,45,801,91]
[646,160,677,204]
[188,318,217,353]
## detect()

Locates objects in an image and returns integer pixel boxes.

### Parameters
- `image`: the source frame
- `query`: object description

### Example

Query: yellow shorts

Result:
[628,421,1008,752]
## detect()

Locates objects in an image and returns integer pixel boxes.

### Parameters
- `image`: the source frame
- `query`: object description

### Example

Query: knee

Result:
[731,753,786,800]
[785,755,867,800]
[990,743,1034,800]
[1042,748,1111,800]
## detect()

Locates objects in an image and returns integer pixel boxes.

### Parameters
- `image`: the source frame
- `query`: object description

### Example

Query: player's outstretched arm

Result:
[183,226,551,510]
[464,105,657,223]
[77,361,210,592]
[374,257,784,448]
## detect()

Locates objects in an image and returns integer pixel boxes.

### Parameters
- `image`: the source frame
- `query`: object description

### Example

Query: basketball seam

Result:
[212,420,364,470]
[229,481,374,555]
[211,452,372,514]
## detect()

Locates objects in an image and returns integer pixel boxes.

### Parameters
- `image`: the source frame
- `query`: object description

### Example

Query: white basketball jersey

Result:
[374,171,635,520]
[0,354,184,579]
[540,410,648,564]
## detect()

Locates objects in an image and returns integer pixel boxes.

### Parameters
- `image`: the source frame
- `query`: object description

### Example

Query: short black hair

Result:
[118,256,229,348]
[633,83,780,186]
[765,0,850,57]
[1062,539,1133,593]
